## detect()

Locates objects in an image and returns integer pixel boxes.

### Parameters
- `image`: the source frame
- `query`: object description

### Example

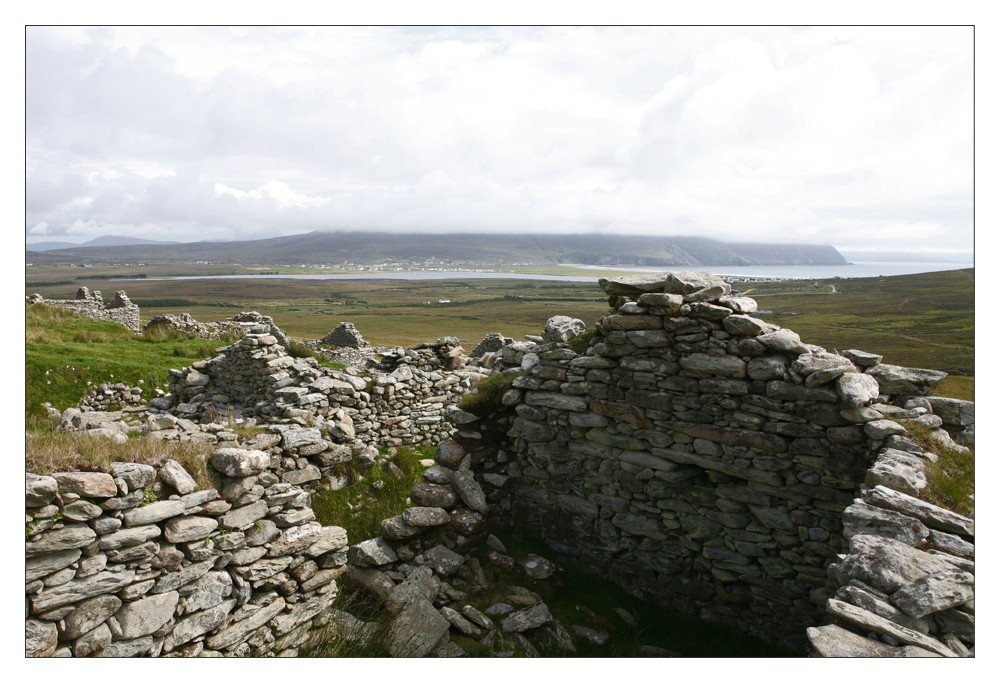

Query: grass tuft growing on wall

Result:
[566,330,597,355]
[285,339,348,370]
[457,371,520,416]
[896,420,975,517]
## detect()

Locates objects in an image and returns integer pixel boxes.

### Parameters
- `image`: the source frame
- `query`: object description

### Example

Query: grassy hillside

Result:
[26,231,847,267]
[25,303,236,418]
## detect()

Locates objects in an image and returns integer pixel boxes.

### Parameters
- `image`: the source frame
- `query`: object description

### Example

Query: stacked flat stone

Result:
[161,332,485,449]
[469,332,513,359]
[808,428,974,656]
[319,322,369,348]
[461,270,967,652]
[923,396,975,447]
[470,321,585,372]
[165,333,366,429]
[25,450,349,657]
[223,312,289,346]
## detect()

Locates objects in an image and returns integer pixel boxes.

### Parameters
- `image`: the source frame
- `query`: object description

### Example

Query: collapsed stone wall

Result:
[29,287,141,332]
[163,332,487,450]
[25,450,350,658]
[143,311,289,345]
[459,271,973,652]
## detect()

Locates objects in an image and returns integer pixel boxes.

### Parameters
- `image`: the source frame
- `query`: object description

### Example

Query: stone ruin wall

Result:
[30,287,142,332]
[26,273,974,657]
[459,272,975,653]
[26,451,351,658]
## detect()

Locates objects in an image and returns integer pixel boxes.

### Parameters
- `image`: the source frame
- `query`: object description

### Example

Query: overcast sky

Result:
[25,25,973,256]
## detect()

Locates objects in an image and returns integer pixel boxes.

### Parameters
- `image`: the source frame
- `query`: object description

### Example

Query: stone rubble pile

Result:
[25,449,350,657]
[53,408,138,445]
[320,322,369,348]
[339,422,619,658]
[378,336,469,373]
[29,288,141,332]
[79,383,147,413]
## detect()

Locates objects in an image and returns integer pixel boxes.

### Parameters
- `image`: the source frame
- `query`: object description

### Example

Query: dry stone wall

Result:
[163,331,486,451]
[458,271,974,652]
[30,288,141,332]
[25,450,349,658]
[143,311,289,344]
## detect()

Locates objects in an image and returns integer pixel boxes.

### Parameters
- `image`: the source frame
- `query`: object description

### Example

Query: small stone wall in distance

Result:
[29,288,141,332]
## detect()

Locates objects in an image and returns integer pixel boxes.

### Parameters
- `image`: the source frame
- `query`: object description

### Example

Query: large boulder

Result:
[209,448,270,477]
[542,316,586,343]
[387,597,450,657]
[866,364,947,396]
[598,271,731,300]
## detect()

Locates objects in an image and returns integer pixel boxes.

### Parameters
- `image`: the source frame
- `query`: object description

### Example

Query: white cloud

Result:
[25,26,973,255]
[214,181,331,209]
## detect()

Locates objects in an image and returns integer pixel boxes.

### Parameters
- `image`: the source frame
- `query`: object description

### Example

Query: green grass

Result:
[895,420,975,518]
[232,424,269,441]
[934,375,974,402]
[457,372,520,416]
[566,329,597,354]
[284,339,347,370]
[311,445,432,543]
[25,303,228,419]
[745,269,974,387]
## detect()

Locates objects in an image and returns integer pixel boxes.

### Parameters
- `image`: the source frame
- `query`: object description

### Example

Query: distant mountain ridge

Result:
[26,230,847,267]
[26,235,178,251]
